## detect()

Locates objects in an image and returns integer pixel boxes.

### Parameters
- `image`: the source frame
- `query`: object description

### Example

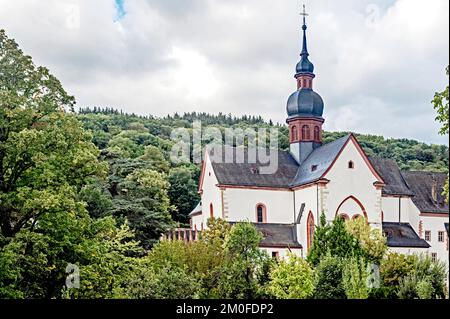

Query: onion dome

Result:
[287,89,324,119]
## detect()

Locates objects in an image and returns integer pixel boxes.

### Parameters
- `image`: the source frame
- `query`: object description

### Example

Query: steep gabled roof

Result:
[401,171,449,214]
[209,146,299,188]
[206,134,385,189]
[369,157,414,196]
[290,135,350,187]
[382,222,430,248]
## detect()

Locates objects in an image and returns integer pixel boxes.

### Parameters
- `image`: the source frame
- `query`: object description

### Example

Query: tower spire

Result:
[300,4,309,56]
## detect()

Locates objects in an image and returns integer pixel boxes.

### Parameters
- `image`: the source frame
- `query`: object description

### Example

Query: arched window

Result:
[348,161,354,169]
[352,214,362,220]
[302,125,310,140]
[314,126,320,141]
[209,203,214,219]
[291,126,298,142]
[339,213,350,221]
[307,211,315,251]
[256,204,267,223]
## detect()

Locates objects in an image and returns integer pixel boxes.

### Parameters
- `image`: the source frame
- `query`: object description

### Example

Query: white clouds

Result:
[168,46,220,100]
[0,0,448,144]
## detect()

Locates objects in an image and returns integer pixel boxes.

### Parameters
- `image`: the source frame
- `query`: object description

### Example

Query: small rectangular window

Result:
[272,251,279,259]
[431,253,437,262]
[425,231,431,242]
[438,231,444,242]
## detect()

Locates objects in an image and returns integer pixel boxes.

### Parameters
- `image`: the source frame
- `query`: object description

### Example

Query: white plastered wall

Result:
[321,139,383,228]
[194,153,222,230]
[224,188,294,223]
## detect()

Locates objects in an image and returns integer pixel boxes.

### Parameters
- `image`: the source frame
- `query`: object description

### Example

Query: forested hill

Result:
[75,107,448,239]
[78,107,449,172]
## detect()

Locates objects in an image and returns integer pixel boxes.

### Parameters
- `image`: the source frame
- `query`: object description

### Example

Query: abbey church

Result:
[186,13,449,267]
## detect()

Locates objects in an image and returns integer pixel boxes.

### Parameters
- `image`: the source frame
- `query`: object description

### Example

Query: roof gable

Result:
[290,134,350,187]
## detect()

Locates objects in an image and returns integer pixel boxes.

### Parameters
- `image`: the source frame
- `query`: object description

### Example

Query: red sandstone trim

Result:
[419,212,449,217]
[335,195,369,220]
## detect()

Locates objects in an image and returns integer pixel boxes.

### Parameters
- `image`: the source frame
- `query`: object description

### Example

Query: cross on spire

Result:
[299,4,308,26]
[299,4,309,55]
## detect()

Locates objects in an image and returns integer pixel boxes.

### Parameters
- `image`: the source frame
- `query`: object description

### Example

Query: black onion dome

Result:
[286,88,324,119]
[296,56,314,74]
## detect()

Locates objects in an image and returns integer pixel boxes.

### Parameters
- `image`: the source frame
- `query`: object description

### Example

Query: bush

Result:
[312,255,346,299]
[342,257,369,299]
[268,254,315,299]
[397,254,447,299]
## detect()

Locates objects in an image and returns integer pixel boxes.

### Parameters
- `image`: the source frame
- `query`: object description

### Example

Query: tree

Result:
[268,253,314,299]
[345,217,387,264]
[342,257,369,299]
[312,255,346,299]
[0,30,107,238]
[307,213,362,266]
[307,212,331,266]
[432,65,449,202]
[140,145,170,173]
[112,168,174,249]
[213,222,267,299]
[168,167,200,224]
[380,252,416,295]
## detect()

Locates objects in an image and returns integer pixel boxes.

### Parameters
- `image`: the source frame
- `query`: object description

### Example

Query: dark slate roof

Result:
[208,135,352,189]
[229,222,302,248]
[209,146,299,188]
[290,135,350,187]
[382,222,430,248]
[401,171,449,214]
[189,202,202,216]
[368,157,414,196]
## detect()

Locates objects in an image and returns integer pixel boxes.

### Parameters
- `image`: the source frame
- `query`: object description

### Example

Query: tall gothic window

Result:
[291,126,298,142]
[307,211,315,251]
[209,203,214,219]
[302,125,310,140]
[314,126,320,141]
[256,204,266,223]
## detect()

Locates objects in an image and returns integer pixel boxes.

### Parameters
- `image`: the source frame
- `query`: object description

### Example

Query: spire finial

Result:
[299,4,309,56]
[300,4,308,28]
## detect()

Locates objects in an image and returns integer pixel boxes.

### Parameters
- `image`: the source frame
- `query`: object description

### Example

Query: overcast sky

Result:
[1,0,448,144]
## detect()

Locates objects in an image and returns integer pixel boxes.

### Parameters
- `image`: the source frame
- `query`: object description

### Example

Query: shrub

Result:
[268,254,315,299]
[312,255,346,299]
[342,257,369,299]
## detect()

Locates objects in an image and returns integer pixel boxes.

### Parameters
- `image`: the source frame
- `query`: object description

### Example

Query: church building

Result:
[186,12,449,267]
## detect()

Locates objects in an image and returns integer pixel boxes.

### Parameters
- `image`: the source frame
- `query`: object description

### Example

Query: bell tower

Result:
[286,5,324,164]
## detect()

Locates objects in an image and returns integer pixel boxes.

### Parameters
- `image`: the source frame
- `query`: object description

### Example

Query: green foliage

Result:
[432,66,449,136]
[212,222,267,299]
[312,255,346,299]
[306,213,331,266]
[432,66,449,202]
[382,253,447,299]
[342,257,369,299]
[168,167,200,224]
[112,168,174,249]
[268,253,314,299]
[345,217,387,264]
[307,213,363,266]
[380,252,416,298]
